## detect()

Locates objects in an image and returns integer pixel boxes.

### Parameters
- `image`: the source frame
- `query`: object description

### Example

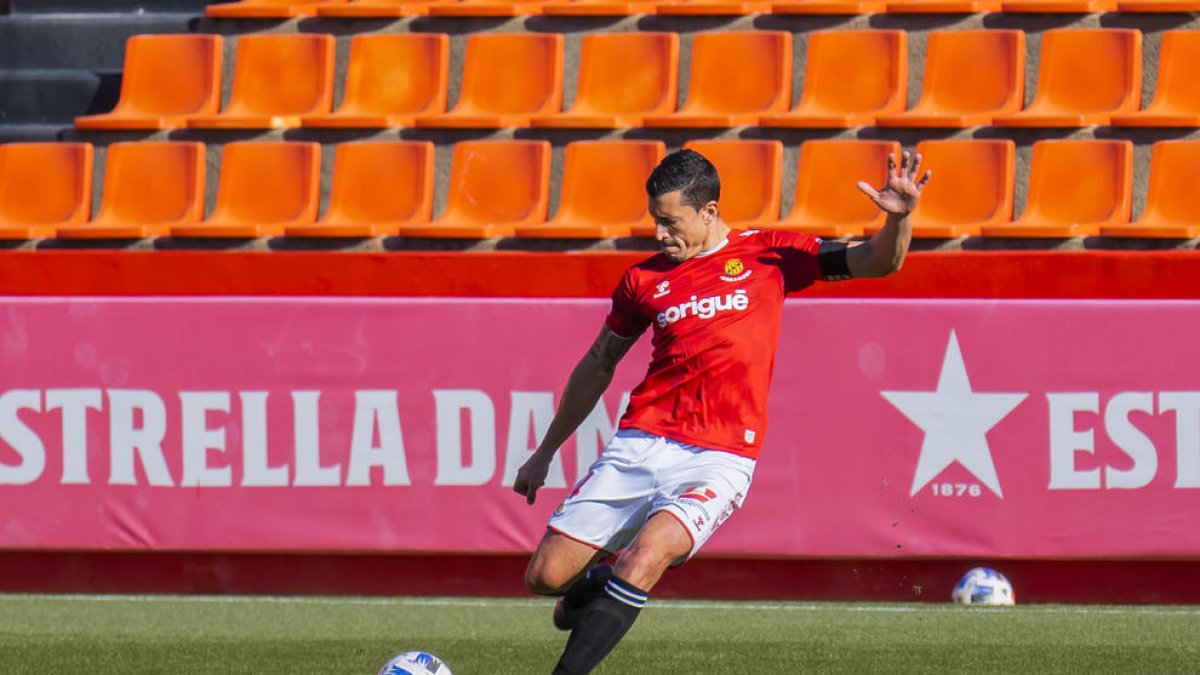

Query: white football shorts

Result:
[546,428,756,560]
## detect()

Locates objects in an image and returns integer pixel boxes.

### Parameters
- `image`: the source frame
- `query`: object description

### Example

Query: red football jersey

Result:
[605,228,823,460]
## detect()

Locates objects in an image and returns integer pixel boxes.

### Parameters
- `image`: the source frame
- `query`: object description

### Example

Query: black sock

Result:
[561,563,612,613]
[552,576,648,675]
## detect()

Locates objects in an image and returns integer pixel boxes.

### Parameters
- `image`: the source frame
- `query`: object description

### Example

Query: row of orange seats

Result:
[206,0,1200,17]
[1,138,1196,240]
[75,29,1198,132]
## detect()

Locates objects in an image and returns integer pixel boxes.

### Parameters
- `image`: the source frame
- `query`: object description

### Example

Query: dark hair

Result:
[645,149,720,210]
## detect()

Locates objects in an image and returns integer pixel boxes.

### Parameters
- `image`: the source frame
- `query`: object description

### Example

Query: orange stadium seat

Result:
[657,0,772,15]
[771,0,885,15]
[865,140,1014,238]
[540,0,656,13]
[400,141,551,239]
[427,0,563,16]
[301,34,449,129]
[982,140,1132,239]
[1102,141,1200,239]
[993,29,1141,128]
[775,140,898,238]
[529,33,677,128]
[74,35,222,131]
[517,141,665,239]
[877,30,1024,128]
[1119,0,1200,9]
[172,142,321,238]
[56,142,206,239]
[887,0,999,11]
[286,142,434,238]
[1001,0,1114,11]
[188,34,335,130]
[318,0,448,15]
[760,30,906,129]
[0,143,92,240]
[413,34,562,128]
[206,0,342,17]
[1111,31,1200,128]
[642,32,790,128]
[673,140,783,228]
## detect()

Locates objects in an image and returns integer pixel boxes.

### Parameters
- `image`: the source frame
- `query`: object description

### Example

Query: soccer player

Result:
[513,148,931,674]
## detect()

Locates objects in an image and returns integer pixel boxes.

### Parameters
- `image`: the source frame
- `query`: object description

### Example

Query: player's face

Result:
[649,191,718,263]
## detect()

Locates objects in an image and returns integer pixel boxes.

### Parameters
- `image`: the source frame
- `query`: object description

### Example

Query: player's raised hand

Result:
[514,453,552,505]
[857,151,931,217]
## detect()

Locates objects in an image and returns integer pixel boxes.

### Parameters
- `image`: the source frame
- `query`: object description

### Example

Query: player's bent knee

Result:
[525,553,581,596]
[614,542,678,590]
[525,568,567,596]
[614,516,694,590]
[618,543,672,573]
[525,530,606,595]
[524,559,559,595]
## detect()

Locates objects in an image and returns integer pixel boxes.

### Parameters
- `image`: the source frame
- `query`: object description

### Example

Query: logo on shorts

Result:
[720,258,752,282]
[679,487,718,503]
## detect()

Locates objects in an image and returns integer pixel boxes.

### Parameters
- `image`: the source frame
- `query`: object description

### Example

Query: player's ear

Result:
[700,201,718,225]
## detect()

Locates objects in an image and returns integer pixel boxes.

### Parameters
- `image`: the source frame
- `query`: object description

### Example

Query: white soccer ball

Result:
[377,651,454,675]
[952,567,1016,606]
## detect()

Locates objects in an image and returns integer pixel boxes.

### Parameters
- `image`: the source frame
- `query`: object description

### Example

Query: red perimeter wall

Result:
[3,249,1198,603]
[3,249,1200,298]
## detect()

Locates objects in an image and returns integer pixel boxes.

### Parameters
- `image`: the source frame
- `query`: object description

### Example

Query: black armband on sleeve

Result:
[817,241,852,280]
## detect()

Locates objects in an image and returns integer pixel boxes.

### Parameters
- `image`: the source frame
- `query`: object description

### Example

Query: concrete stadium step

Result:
[0,13,196,70]
[6,0,208,12]
[0,124,67,143]
[0,69,120,124]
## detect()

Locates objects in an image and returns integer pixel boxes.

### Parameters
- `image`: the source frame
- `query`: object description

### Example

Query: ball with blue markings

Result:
[377,651,453,675]
[952,567,1016,606]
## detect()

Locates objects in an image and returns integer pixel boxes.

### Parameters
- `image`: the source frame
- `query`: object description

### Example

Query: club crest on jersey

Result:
[720,258,753,282]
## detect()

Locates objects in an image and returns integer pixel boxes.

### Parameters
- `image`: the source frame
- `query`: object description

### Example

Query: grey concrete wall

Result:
[36,10,1200,252]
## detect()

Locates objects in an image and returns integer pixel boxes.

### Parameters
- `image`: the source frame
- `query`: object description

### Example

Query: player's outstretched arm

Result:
[513,327,637,505]
[843,151,931,279]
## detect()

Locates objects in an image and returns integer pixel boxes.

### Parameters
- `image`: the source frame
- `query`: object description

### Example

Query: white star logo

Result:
[881,331,1028,498]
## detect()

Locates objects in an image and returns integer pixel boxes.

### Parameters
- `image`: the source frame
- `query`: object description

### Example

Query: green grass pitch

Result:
[1,594,1198,674]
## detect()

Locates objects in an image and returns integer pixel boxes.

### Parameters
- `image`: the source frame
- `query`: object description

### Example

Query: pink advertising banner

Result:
[0,297,1198,558]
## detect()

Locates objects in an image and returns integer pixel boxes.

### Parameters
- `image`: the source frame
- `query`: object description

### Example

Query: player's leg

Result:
[552,511,691,675]
[553,442,755,675]
[612,511,693,590]
[525,529,607,596]
[535,430,657,634]
[525,529,614,631]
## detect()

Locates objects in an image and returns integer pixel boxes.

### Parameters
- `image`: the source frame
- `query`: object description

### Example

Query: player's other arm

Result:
[513,327,636,505]
[827,151,931,280]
